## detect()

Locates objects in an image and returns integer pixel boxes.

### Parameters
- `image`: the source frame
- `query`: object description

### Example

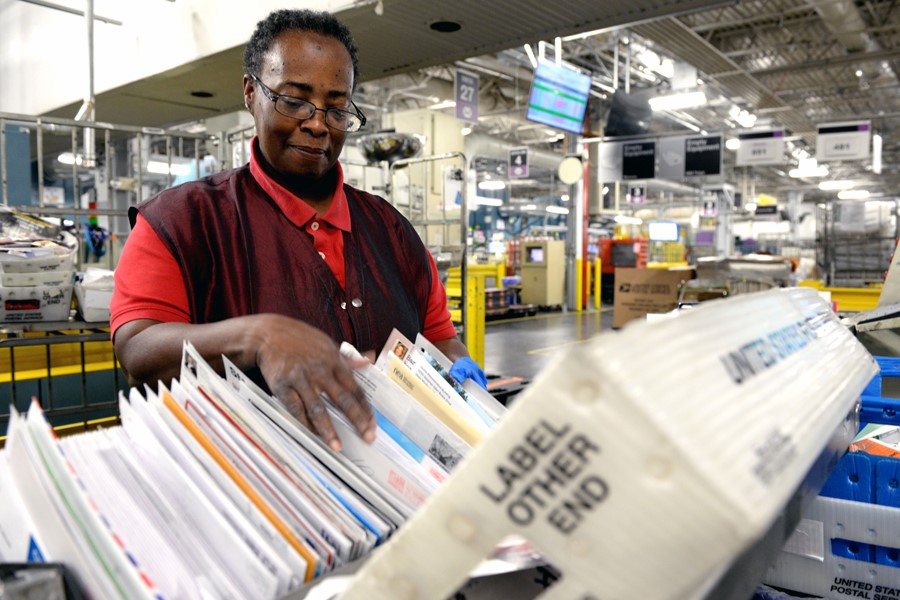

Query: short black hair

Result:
[243,9,359,89]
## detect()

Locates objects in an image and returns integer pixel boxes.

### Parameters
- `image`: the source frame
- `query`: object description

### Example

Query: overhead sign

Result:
[455,69,479,123]
[597,141,624,183]
[622,141,656,180]
[627,185,646,204]
[657,136,685,180]
[685,135,723,177]
[736,130,785,167]
[816,121,871,161]
[509,147,529,178]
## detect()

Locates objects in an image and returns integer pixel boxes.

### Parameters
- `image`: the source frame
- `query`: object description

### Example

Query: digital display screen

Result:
[611,243,637,267]
[527,246,545,263]
[525,61,592,135]
[648,222,679,242]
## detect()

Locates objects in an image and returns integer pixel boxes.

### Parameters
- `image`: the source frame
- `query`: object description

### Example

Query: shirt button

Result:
[340,301,347,310]
[318,251,326,260]
[351,298,363,308]
[311,221,320,231]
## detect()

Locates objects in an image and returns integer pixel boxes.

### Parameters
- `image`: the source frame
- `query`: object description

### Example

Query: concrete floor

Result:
[482,305,614,400]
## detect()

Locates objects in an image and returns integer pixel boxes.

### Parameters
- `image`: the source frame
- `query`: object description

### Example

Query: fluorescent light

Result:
[523,204,537,210]
[147,160,192,176]
[818,180,856,191]
[788,158,828,178]
[838,189,870,200]
[744,202,758,212]
[461,127,473,136]
[57,152,82,166]
[560,194,570,202]
[545,206,569,215]
[725,138,741,151]
[649,91,706,112]
[428,100,457,110]
[477,180,506,190]
[614,215,642,225]
[474,196,503,207]
[729,105,756,128]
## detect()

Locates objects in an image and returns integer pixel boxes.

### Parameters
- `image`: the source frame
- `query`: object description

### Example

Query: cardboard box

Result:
[613,267,694,328]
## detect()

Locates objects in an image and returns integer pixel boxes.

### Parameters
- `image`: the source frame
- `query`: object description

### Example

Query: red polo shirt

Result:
[111,146,456,343]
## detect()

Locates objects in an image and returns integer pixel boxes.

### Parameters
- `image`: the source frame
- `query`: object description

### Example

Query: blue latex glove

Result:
[449,357,488,390]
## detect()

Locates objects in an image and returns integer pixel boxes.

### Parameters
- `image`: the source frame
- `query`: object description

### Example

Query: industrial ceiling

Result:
[34,0,900,204]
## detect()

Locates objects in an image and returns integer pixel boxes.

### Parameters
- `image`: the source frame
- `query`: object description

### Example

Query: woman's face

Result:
[244,31,354,182]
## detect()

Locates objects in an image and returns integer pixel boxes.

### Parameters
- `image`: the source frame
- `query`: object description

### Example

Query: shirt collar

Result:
[248,136,351,232]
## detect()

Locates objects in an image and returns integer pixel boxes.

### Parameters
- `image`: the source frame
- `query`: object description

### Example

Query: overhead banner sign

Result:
[736,130,785,167]
[685,135,723,177]
[622,141,656,180]
[455,69,479,123]
[508,147,528,178]
[816,121,871,161]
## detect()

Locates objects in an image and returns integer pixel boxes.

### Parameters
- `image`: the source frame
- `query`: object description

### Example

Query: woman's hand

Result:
[251,314,376,451]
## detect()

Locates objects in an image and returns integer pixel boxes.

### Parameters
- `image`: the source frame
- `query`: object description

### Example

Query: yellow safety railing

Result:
[575,258,583,312]
[445,268,485,368]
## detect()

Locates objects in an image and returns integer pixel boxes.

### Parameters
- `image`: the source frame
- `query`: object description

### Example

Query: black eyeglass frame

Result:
[249,74,367,132]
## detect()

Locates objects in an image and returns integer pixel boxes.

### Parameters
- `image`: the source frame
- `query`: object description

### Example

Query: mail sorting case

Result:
[764,355,900,599]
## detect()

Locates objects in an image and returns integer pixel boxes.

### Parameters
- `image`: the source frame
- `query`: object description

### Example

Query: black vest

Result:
[134,165,431,353]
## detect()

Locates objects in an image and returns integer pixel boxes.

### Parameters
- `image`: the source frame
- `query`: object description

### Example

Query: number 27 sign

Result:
[455,70,479,123]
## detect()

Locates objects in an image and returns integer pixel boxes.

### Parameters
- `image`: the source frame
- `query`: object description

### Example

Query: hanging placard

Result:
[736,130,785,167]
[455,70,479,123]
[509,147,529,178]
[685,135,723,177]
[816,121,871,161]
[622,141,656,180]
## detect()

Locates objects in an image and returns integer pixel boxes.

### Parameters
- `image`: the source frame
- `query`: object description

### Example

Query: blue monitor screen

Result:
[526,60,592,135]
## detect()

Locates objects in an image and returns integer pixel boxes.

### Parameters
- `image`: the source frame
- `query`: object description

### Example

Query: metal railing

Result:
[0,112,220,436]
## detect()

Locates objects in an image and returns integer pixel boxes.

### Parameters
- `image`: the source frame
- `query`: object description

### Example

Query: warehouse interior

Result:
[2,0,900,598]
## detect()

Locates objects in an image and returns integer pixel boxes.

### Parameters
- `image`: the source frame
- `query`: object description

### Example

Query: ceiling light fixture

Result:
[614,215,642,225]
[648,91,706,112]
[474,196,503,207]
[725,138,741,151]
[146,160,192,176]
[838,189,870,200]
[818,180,856,191]
[57,152,83,166]
[546,206,569,215]
[428,100,456,110]
[788,158,828,178]
[477,180,506,190]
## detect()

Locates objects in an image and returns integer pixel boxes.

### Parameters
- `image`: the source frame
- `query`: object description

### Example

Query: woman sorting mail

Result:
[110,8,485,453]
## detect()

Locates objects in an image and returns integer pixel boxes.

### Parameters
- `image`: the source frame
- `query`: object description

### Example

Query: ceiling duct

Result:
[806,0,896,83]
[464,133,564,171]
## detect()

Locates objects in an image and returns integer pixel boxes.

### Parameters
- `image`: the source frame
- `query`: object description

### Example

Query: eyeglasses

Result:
[250,74,366,133]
